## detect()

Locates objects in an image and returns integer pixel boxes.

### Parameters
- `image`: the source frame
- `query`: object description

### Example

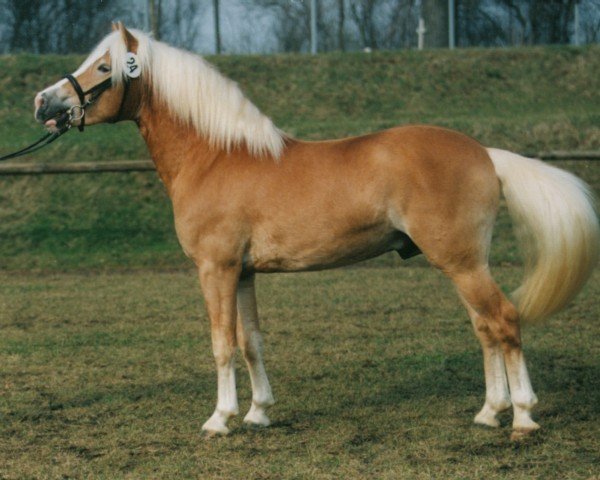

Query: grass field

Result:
[0,267,598,479]
[0,45,599,478]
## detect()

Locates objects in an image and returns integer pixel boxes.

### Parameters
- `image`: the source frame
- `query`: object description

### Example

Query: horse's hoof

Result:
[474,412,500,428]
[201,415,231,437]
[243,410,271,428]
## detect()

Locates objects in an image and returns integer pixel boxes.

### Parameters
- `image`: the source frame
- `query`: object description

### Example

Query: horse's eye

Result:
[98,64,111,73]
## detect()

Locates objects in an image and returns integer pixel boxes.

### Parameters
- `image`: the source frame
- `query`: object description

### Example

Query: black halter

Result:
[63,74,113,132]
[0,73,130,162]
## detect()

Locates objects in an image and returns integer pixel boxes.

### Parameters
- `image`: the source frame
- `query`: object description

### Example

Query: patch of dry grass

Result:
[1,267,598,479]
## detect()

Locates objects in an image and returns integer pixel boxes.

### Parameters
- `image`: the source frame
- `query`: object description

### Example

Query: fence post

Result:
[574,1,580,46]
[417,18,426,50]
[310,0,318,55]
[448,0,455,49]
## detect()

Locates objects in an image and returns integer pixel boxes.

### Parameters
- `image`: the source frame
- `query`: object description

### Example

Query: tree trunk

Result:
[148,0,161,40]
[422,0,449,48]
[338,0,345,51]
[214,0,222,54]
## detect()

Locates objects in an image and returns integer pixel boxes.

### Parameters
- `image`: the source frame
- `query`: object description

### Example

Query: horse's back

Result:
[290,124,500,222]
[285,124,497,190]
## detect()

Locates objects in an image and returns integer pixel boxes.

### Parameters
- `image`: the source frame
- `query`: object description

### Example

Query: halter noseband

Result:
[63,74,114,132]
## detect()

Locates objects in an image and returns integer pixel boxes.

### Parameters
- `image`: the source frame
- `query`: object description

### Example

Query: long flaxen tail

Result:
[487,148,599,322]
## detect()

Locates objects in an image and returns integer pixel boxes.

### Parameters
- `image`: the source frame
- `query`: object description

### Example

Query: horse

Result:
[33,23,599,439]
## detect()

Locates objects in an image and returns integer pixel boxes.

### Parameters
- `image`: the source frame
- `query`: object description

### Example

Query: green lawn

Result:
[0,267,598,479]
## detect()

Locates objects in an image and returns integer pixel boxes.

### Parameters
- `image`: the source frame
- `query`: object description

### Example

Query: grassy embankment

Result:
[0,46,599,270]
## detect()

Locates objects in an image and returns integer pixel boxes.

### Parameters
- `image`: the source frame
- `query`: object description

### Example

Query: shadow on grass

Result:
[5,348,598,437]
[290,348,600,416]
[3,376,212,423]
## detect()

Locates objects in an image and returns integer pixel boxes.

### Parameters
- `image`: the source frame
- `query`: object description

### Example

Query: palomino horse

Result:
[34,23,599,439]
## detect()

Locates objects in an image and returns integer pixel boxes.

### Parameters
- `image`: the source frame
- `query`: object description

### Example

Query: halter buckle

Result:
[68,104,85,123]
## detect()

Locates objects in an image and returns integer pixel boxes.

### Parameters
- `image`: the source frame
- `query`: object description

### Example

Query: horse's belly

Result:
[247,225,407,273]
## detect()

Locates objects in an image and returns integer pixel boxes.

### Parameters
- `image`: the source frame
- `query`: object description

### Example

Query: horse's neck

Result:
[137,102,217,195]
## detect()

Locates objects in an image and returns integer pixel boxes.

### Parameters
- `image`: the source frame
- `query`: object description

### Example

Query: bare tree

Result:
[456,0,506,46]
[531,0,576,43]
[148,0,163,40]
[338,0,346,50]
[244,0,346,52]
[350,0,378,48]
[167,0,204,50]
[1,0,599,54]
[214,0,222,53]
[422,0,449,47]
[1,0,117,53]
[496,0,578,44]
[349,0,416,49]
[3,0,51,52]
[581,0,600,42]
[248,0,311,51]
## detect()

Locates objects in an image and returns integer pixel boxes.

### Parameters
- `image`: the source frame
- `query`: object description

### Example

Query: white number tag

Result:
[124,52,141,78]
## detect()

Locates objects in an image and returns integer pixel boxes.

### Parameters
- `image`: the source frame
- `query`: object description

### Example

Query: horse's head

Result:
[34,22,141,133]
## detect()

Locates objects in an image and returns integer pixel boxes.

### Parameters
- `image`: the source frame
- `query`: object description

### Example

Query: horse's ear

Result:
[116,22,139,53]
[111,21,119,32]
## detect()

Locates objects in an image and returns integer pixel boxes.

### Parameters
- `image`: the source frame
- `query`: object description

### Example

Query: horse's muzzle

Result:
[34,91,72,130]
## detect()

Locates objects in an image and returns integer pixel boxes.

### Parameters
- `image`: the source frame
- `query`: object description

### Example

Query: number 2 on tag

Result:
[124,52,141,78]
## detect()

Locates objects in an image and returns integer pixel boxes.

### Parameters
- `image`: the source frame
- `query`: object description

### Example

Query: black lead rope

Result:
[0,75,114,162]
[1,55,136,163]
[0,132,54,161]
[0,123,70,162]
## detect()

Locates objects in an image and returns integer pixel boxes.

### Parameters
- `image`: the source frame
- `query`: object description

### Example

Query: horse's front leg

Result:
[199,261,240,435]
[236,275,275,427]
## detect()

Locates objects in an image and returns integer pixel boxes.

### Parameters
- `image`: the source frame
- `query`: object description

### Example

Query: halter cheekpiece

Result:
[63,74,113,132]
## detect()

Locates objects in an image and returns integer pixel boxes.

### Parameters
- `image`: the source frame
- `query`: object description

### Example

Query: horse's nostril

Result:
[34,93,46,110]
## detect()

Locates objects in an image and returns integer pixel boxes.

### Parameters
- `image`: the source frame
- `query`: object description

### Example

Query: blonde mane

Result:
[87,29,285,159]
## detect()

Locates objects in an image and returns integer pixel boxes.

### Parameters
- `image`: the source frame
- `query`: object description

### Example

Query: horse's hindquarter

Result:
[174,126,500,272]
[380,126,501,269]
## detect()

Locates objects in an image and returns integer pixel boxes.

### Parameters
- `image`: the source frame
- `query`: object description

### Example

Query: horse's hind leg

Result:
[236,275,275,427]
[462,301,511,427]
[450,267,540,437]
